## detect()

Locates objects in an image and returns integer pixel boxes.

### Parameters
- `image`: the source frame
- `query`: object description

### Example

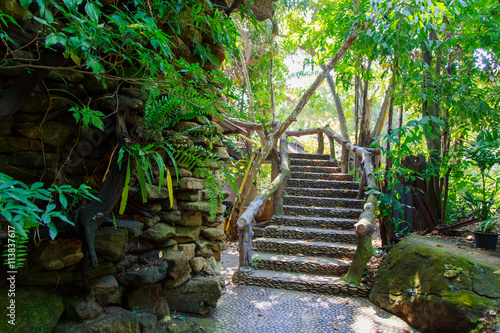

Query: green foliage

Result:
[0,173,99,268]
[70,105,105,130]
[118,140,177,213]
[371,116,444,235]
[455,129,500,225]
[144,85,224,133]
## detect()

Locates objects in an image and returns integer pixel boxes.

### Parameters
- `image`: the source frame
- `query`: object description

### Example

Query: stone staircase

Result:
[233,152,371,297]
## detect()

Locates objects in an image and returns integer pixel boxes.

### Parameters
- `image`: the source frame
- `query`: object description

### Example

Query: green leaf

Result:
[63,0,83,11]
[119,158,131,215]
[47,221,58,239]
[19,0,33,9]
[85,2,100,23]
[137,167,148,204]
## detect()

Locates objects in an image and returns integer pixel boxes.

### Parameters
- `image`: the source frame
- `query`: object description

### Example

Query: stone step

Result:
[289,153,330,160]
[283,205,362,219]
[284,195,365,210]
[264,225,357,243]
[290,165,341,173]
[285,187,359,199]
[286,178,360,190]
[290,172,353,181]
[290,159,340,167]
[270,215,357,230]
[253,237,356,258]
[233,268,371,297]
[252,252,351,276]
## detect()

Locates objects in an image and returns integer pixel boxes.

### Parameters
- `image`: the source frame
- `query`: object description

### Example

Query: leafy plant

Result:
[370,116,444,238]
[459,129,500,228]
[0,173,99,268]
[117,140,176,214]
[476,218,499,234]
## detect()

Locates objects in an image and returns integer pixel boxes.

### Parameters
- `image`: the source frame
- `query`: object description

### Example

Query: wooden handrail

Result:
[285,125,378,284]
[237,134,290,267]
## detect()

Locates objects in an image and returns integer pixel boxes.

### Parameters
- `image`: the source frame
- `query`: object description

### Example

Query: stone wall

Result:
[0,10,233,333]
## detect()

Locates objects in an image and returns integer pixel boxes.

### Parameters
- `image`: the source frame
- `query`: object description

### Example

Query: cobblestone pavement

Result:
[211,246,418,333]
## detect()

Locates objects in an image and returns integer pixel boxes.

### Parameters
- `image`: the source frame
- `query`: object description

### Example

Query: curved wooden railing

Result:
[237,134,290,267]
[286,125,379,284]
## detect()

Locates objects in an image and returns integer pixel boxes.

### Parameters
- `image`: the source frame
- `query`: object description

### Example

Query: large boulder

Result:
[0,287,65,333]
[369,235,500,333]
[164,276,225,316]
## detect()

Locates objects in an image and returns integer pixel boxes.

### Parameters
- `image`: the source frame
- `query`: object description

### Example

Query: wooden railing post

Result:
[238,134,290,268]
[328,135,336,161]
[274,136,288,216]
[340,142,349,174]
[316,129,324,154]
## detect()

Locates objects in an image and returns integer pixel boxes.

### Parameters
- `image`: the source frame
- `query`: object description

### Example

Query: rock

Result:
[145,184,170,200]
[145,203,162,214]
[31,241,83,271]
[127,240,154,254]
[48,69,85,83]
[94,229,128,261]
[0,287,64,333]
[54,307,141,333]
[177,177,204,190]
[141,223,176,242]
[128,284,170,320]
[153,238,178,249]
[369,235,500,333]
[203,257,221,276]
[21,93,68,112]
[0,136,42,153]
[139,215,160,228]
[171,36,191,58]
[174,226,201,243]
[160,196,178,211]
[164,276,225,316]
[158,210,181,223]
[177,212,203,227]
[212,146,230,161]
[212,251,222,262]
[170,166,192,178]
[82,76,118,93]
[164,251,190,280]
[116,255,137,271]
[0,155,8,165]
[195,238,213,258]
[176,191,200,201]
[179,201,225,214]
[209,240,227,252]
[18,121,74,147]
[154,316,217,333]
[65,295,103,320]
[9,151,59,169]
[164,273,191,289]
[114,219,143,240]
[190,257,207,274]
[202,215,225,226]
[89,275,119,303]
[142,249,167,263]
[0,116,14,135]
[17,261,114,286]
[201,228,225,241]
[177,243,196,259]
[122,262,168,287]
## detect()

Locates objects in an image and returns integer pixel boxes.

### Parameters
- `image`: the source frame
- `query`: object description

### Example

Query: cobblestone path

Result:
[211,247,418,333]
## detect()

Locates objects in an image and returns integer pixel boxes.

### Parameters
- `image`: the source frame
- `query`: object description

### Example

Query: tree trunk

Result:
[422,29,442,221]
[358,60,372,147]
[322,67,350,141]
